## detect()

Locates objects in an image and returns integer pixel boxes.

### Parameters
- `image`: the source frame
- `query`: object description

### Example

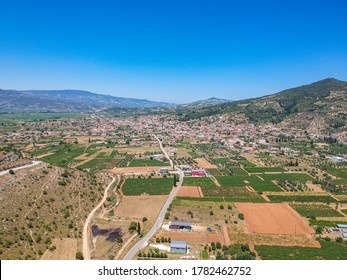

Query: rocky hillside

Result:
[178,78,347,134]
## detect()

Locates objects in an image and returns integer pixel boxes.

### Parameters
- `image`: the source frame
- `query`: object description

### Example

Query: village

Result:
[0,111,347,260]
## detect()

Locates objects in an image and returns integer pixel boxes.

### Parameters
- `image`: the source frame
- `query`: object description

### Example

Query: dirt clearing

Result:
[235,203,313,235]
[115,195,168,222]
[195,158,217,169]
[177,186,203,198]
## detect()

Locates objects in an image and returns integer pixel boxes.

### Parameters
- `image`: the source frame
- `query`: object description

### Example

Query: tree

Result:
[75,252,84,260]
[335,237,343,243]
[173,175,177,187]
[315,226,323,235]
[137,222,141,235]
[9,169,15,175]
[142,217,148,222]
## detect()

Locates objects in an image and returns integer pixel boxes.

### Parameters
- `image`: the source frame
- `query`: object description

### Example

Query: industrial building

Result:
[191,169,206,177]
[170,241,188,254]
[159,168,168,174]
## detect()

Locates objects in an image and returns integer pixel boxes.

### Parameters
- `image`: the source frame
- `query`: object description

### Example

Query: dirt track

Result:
[82,175,116,260]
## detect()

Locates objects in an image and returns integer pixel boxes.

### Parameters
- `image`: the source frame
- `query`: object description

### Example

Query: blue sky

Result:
[1,0,346,103]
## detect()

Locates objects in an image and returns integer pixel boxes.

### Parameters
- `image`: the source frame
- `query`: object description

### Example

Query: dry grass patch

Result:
[195,158,217,169]
[41,238,77,260]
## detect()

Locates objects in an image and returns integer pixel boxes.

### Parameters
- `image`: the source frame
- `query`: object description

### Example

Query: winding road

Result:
[0,160,41,176]
[123,135,184,260]
[82,175,117,260]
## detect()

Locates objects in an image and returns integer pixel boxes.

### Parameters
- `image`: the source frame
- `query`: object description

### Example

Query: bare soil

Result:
[195,158,217,169]
[235,203,314,235]
[177,186,203,198]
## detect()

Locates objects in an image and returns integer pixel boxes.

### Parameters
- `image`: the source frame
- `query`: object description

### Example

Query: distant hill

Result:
[184,97,231,106]
[0,89,175,113]
[178,78,347,134]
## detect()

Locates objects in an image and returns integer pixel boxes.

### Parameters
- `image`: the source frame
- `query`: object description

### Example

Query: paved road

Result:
[123,136,184,260]
[0,161,41,176]
[82,175,117,260]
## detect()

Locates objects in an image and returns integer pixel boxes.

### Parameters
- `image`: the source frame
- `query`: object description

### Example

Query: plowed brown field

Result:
[235,203,314,235]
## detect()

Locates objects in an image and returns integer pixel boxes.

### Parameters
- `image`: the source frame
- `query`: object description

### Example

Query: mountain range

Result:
[1,78,346,134]
[0,89,175,113]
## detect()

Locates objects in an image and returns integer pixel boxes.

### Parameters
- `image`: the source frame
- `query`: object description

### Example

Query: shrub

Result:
[335,237,343,243]
[75,252,84,260]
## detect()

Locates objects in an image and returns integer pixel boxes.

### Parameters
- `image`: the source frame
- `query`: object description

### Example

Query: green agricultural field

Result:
[229,167,248,176]
[250,184,282,192]
[238,159,256,168]
[200,185,264,198]
[215,176,255,186]
[128,159,170,167]
[78,158,120,171]
[214,175,282,192]
[245,167,285,173]
[30,144,61,156]
[309,220,347,227]
[207,169,223,176]
[39,145,89,167]
[193,144,212,151]
[183,177,217,187]
[188,151,200,158]
[326,166,347,185]
[255,240,347,260]
[215,175,275,187]
[267,194,336,203]
[291,204,343,218]
[259,173,313,182]
[342,209,347,215]
[122,178,173,195]
[173,196,265,203]
[213,158,229,164]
